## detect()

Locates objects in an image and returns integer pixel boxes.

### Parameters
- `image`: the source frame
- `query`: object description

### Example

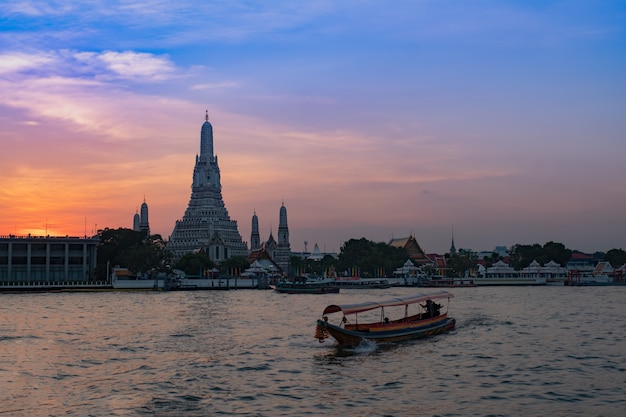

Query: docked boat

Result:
[417,275,477,287]
[272,279,339,294]
[333,277,391,289]
[315,291,455,347]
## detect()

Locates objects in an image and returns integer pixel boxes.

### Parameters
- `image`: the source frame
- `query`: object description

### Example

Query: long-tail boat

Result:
[315,291,455,347]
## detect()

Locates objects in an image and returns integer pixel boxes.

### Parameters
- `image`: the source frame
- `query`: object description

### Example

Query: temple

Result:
[168,112,248,262]
[133,198,150,235]
[247,203,292,273]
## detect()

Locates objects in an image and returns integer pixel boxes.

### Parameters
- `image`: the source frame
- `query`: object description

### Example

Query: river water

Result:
[0,286,624,416]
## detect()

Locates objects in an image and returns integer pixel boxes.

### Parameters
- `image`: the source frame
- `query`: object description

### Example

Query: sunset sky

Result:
[1,1,625,254]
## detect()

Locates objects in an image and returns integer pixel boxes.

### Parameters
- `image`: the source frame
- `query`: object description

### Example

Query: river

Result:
[0,286,624,416]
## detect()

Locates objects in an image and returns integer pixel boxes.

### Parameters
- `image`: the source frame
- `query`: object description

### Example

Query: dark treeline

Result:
[94,228,626,279]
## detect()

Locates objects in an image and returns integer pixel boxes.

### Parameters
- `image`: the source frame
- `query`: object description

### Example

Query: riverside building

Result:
[168,112,248,262]
[0,235,100,288]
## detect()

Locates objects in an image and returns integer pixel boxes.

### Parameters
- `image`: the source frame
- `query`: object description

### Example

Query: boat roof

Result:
[322,291,454,315]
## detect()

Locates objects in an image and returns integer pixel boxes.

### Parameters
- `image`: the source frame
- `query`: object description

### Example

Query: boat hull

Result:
[474,278,546,285]
[272,284,339,294]
[418,279,477,288]
[318,317,455,347]
[333,278,391,289]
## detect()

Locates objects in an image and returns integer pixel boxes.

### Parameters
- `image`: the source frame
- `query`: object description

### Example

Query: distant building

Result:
[133,212,140,231]
[250,211,261,251]
[290,245,339,263]
[168,111,248,262]
[133,198,150,235]
[449,233,456,255]
[388,235,432,265]
[247,246,281,274]
[566,252,600,272]
[308,243,324,261]
[477,246,509,259]
[494,246,508,257]
[139,200,149,233]
[274,203,291,272]
[427,253,448,276]
[247,203,292,273]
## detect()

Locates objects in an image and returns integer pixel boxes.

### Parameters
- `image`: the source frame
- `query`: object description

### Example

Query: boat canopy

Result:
[322,291,454,315]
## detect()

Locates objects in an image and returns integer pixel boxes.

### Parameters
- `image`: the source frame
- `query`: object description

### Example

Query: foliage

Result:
[220,256,251,276]
[482,251,501,266]
[336,238,407,277]
[509,241,572,269]
[445,249,478,277]
[318,254,338,276]
[289,255,306,276]
[288,254,337,276]
[604,249,626,268]
[174,251,215,276]
[96,228,170,278]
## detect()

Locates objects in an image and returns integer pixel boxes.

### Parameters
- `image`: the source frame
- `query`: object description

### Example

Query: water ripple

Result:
[0,287,624,416]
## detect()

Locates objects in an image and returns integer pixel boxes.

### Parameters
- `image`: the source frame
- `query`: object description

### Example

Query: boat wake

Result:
[459,315,500,328]
[354,338,378,353]
[336,338,378,356]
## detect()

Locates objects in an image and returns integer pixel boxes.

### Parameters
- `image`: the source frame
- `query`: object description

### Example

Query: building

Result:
[388,235,432,266]
[250,211,261,251]
[247,203,292,274]
[133,198,150,235]
[274,203,292,273]
[133,211,140,231]
[449,231,456,255]
[0,235,100,287]
[168,112,248,262]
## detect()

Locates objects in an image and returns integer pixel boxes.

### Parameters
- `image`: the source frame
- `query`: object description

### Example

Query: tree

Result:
[509,243,541,269]
[540,241,572,266]
[337,238,407,277]
[509,241,571,269]
[220,256,250,276]
[605,249,626,268]
[96,228,170,278]
[445,249,477,277]
[319,254,338,277]
[289,255,306,276]
[174,251,215,276]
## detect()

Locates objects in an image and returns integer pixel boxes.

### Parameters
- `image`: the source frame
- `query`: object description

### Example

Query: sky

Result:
[1,1,625,255]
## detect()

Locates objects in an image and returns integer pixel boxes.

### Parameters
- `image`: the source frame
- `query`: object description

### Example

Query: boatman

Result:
[422,300,442,318]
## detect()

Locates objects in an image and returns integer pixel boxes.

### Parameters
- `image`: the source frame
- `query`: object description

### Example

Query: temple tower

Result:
[168,112,248,262]
[251,211,261,251]
[133,210,140,231]
[133,199,150,235]
[449,227,456,255]
[139,199,150,234]
[274,202,291,274]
